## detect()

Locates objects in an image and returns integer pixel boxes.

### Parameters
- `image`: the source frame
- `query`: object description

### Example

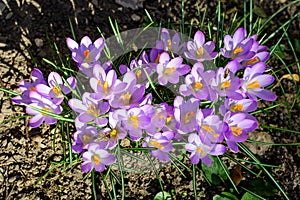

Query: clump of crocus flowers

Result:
[13,27,276,172]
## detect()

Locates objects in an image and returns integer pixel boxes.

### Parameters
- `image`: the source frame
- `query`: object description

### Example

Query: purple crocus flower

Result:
[25,92,62,128]
[35,72,76,105]
[221,28,255,62]
[143,131,174,162]
[68,92,110,126]
[184,30,218,62]
[114,107,150,141]
[219,98,258,115]
[157,52,190,85]
[241,62,277,101]
[196,109,225,144]
[72,125,99,153]
[109,71,146,109]
[12,68,46,104]
[223,112,258,152]
[210,61,243,100]
[179,62,216,100]
[185,133,226,165]
[90,65,126,100]
[174,96,200,133]
[142,104,167,135]
[81,143,116,172]
[66,36,104,76]
[160,28,183,54]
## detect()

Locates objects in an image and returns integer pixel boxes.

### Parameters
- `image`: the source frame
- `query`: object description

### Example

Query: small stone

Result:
[34,38,43,47]
[131,14,141,21]
[5,12,13,20]
[0,173,4,183]
[8,176,16,183]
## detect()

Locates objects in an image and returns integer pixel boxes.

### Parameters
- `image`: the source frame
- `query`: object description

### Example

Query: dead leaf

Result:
[272,74,300,90]
[230,165,243,186]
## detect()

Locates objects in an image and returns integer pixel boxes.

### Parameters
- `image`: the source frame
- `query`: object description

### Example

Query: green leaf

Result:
[201,156,229,185]
[294,38,300,54]
[241,192,260,200]
[248,179,277,197]
[153,191,172,200]
[213,194,233,200]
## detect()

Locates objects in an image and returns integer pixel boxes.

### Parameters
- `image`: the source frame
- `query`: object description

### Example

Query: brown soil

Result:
[1,0,300,199]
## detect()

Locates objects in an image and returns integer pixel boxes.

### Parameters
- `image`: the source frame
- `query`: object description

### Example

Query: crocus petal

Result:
[80,36,92,47]
[66,38,78,51]
[81,162,93,172]
[29,114,44,128]
[48,72,63,86]
[68,99,87,113]
[194,31,205,47]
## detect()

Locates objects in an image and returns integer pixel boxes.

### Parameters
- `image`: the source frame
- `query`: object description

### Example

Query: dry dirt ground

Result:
[0,0,300,199]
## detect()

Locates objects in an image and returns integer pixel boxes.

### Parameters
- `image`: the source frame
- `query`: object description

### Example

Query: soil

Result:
[0,0,300,199]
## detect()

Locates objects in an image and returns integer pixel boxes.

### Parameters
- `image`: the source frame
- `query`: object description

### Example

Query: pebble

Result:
[131,13,141,21]
[0,172,4,183]
[5,12,13,20]
[34,38,43,47]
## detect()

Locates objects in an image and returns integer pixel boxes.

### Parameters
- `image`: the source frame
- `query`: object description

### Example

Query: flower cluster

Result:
[13,27,276,172]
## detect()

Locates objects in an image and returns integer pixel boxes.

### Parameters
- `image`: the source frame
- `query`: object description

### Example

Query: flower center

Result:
[233,47,243,55]
[247,80,260,89]
[92,155,100,165]
[84,50,90,59]
[196,47,204,58]
[193,81,203,89]
[221,80,231,88]
[121,92,131,105]
[246,57,259,65]
[165,66,176,74]
[230,104,244,112]
[41,107,50,116]
[129,115,139,128]
[110,129,117,138]
[30,87,36,92]
[86,103,98,117]
[167,39,172,50]
[184,111,195,123]
[230,126,243,136]
[82,134,92,144]
[166,115,173,124]
[202,125,219,138]
[155,53,161,64]
[136,69,142,80]
[197,147,205,156]
[149,141,165,150]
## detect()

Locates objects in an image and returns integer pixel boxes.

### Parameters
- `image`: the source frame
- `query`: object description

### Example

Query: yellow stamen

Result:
[155,53,161,64]
[230,104,244,112]
[110,129,117,138]
[184,111,195,123]
[167,39,172,50]
[97,80,103,87]
[82,134,92,144]
[136,70,142,80]
[92,155,100,165]
[202,125,219,138]
[221,80,231,88]
[165,66,176,74]
[247,80,260,89]
[196,47,204,58]
[230,126,243,136]
[234,47,243,55]
[30,87,36,92]
[120,92,131,105]
[166,115,173,124]
[129,115,139,128]
[193,81,203,89]
[86,104,98,117]
[84,50,90,59]
[41,107,50,116]
[103,81,109,92]
[52,86,61,95]
[197,147,205,156]
[246,57,259,65]
[149,141,165,150]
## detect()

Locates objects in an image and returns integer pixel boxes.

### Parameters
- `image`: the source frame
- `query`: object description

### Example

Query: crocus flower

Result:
[68,92,110,126]
[109,71,146,109]
[174,96,199,133]
[185,133,226,165]
[25,92,62,128]
[241,62,277,101]
[12,68,46,104]
[160,28,183,54]
[35,72,76,105]
[81,143,116,172]
[157,52,190,85]
[196,109,225,144]
[221,28,255,62]
[184,30,218,62]
[90,65,126,100]
[223,112,258,152]
[143,131,174,162]
[72,125,99,153]
[114,107,151,141]
[210,61,243,100]
[219,98,258,116]
[179,62,216,100]
[142,104,167,135]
